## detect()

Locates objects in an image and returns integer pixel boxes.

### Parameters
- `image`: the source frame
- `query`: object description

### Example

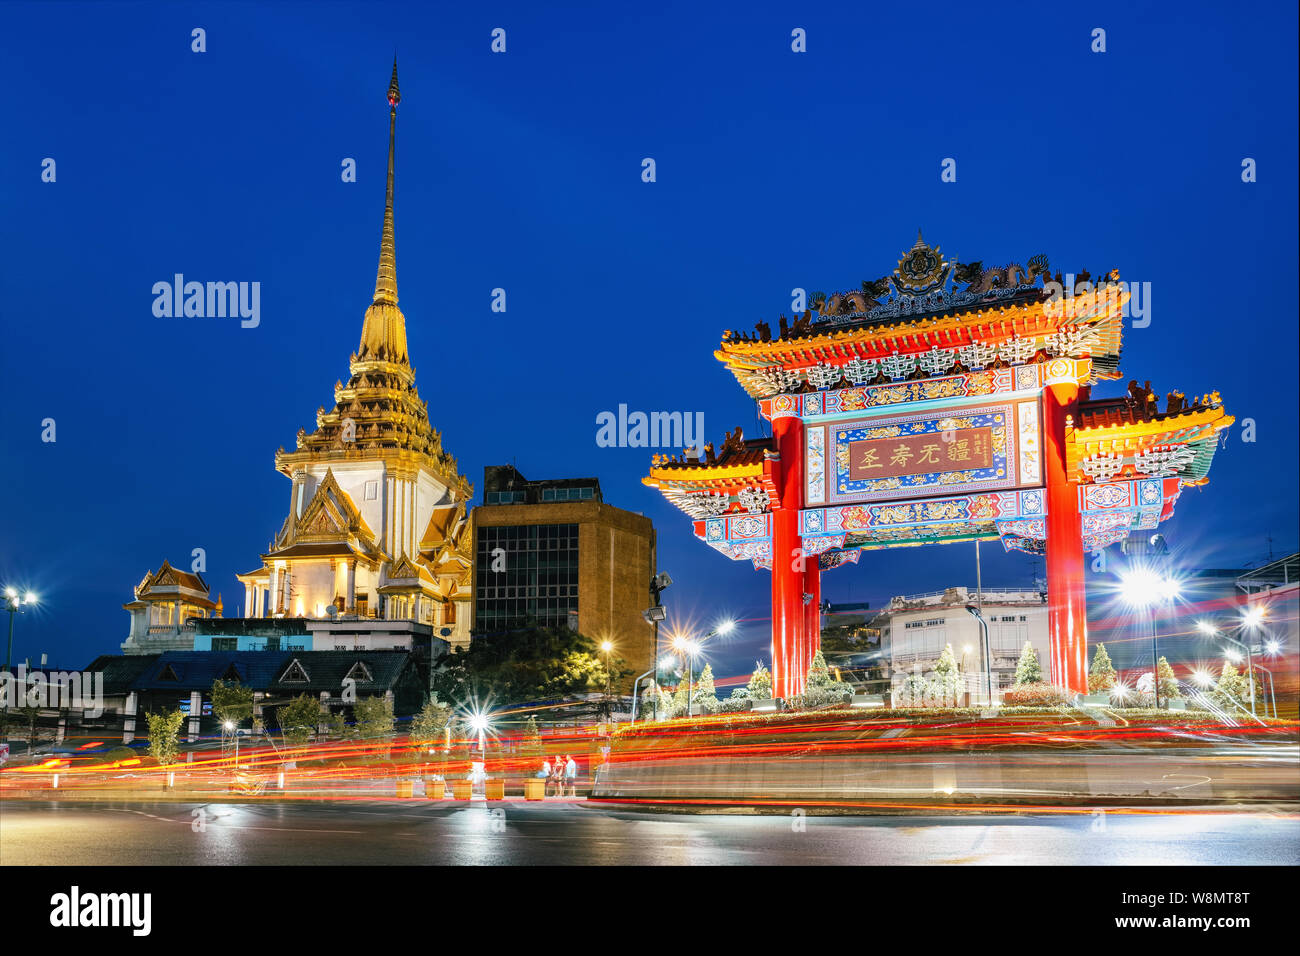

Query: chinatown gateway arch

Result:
[645,235,1233,700]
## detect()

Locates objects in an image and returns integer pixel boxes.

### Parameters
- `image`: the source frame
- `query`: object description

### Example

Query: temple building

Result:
[233,62,474,643]
[121,561,222,654]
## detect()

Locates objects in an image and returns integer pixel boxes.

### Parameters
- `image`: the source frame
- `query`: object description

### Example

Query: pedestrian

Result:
[564,753,578,797]
[538,756,551,787]
[549,754,562,796]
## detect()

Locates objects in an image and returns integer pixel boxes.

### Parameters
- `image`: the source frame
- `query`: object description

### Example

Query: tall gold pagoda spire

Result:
[358,58,409,365]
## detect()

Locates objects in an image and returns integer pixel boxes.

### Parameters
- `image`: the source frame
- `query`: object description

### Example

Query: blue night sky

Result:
[1,1,1296,680]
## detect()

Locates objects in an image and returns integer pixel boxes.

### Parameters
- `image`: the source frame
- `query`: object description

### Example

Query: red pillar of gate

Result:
[803,561,822,688]
[770,412,805,700]
[1044,379,1089,694]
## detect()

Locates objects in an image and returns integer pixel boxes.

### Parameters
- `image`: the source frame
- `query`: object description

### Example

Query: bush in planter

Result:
[717,695,753,714]
[746,661,773,700]
[1001,682,1071,707]
[896,673,930,707]
[789,650,855,710]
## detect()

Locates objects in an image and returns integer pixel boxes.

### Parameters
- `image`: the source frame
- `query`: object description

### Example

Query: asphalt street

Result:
[2,799,1296,865]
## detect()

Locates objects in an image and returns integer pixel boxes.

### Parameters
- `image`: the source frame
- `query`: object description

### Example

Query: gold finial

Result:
[373,59,399,306]
[358,60,410,364]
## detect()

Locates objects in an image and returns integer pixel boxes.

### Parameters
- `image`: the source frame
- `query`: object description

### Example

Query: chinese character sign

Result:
[848,426,994,481]
[814,401,1041,505]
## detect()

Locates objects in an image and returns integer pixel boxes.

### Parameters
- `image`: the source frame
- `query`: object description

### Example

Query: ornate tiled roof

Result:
[714,235,1126,399]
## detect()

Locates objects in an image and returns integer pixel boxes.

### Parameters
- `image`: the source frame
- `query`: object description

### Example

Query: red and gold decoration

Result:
[645,235,1232,698]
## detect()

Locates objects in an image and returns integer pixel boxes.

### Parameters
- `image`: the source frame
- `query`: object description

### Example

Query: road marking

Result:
[95,808,361,833]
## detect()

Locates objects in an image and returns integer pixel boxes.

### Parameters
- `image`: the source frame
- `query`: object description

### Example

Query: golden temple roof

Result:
[275,64,470,497]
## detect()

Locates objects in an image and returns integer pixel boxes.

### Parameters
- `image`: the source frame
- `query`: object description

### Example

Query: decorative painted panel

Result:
[829,403,1028,504]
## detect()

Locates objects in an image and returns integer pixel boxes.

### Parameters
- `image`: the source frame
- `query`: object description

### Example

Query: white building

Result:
[122,561,221,654]
[881,586,1050,695]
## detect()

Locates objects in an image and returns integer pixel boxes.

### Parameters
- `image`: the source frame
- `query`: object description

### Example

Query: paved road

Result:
[2,800,1296,865]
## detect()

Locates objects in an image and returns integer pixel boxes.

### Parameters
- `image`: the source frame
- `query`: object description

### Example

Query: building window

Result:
[475,523,579,632]
[211,638,237,651]
[365,481,378,500]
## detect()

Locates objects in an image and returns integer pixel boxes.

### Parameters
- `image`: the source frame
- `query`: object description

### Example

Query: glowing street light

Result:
[467,711,491,754]
[1241,606,1266,629]
[223,720,239,765]
[1196,620,1219,636]
[1118,567,1181,709]
[670,634,705,717]
[1265,639,1281,656]
[4,587,38,674]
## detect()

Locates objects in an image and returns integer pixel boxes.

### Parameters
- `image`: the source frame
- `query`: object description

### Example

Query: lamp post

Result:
[962,606,993,705]
[4,588,38,675]
[224,720,239,766]
[1118,568,1180,709]
[670,636,699,717]
[600,640,614,720]
[1198,608,1268,718]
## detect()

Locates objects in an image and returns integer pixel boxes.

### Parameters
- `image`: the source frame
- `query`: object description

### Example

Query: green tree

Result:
[670,676,691,718]
[692,663,720,714]
[641,681,673,720]
[410,693,452,748]
[211,679,253,728]
[323,710,346,740]
[1156,656,1181,701]
[431,625,612,704]
[1089,644,1117,693]
[930,643,962,706]
[20,704,41,753]
[1213,661,1246,708]
[145,708,185,768]
[794,650,854,709]
[1014,641,1042,685]
[746,661,772,700]
[354,695,395,740]
[279,694,321,746]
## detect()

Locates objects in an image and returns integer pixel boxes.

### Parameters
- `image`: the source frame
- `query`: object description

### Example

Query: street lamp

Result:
[599,640,614,719]
[467,711,491,755]
[670,635,702,717]
[1198,609,1266,718]
[1118,568,1181,709]
[224,720,239,766]
[962,606,994,705]
[4,588,38,675]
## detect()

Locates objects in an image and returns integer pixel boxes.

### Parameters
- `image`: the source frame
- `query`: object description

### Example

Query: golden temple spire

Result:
[374,58,399,305]
[358,58,409,365]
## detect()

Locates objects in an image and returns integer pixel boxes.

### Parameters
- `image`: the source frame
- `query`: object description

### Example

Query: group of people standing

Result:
[538,754,578,796]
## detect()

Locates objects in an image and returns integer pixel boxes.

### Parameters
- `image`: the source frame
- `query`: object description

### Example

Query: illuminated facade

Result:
[235,63,474,642]
[471,466,657,684]
[645,233,1233,698]
[121,561,221,654]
